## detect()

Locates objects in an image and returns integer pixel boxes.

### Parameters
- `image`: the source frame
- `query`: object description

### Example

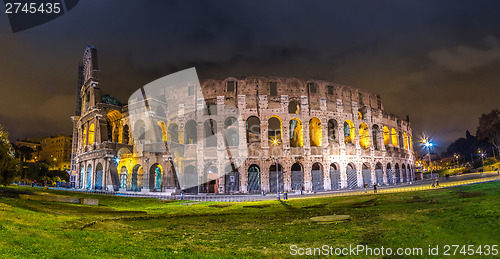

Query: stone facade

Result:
[71,46,415,194]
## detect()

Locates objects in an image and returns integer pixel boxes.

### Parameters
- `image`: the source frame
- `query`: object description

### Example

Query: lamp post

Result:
[271,138,280,200]
[423,137,434,179]
[478,149,485,173]
[454,153,460,168]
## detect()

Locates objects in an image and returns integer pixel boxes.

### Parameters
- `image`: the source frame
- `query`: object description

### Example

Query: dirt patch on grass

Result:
[209,204,233,208]
[352,198,377,208]
[457,191,484,198]
[243,204,270,208]
[310,215,350,224]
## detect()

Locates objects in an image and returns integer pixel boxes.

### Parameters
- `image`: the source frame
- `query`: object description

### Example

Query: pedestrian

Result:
[373,183,377,193]
[436,179,439,187]
[497,168,499,175]
[364,182,368,193]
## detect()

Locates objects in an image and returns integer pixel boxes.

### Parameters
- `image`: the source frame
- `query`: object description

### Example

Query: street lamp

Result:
[454,153,460,168]
[478,149,485,173]
[422,136,434,179]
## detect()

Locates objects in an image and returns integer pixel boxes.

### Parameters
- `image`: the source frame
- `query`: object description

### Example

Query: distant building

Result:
[39,135,72,171]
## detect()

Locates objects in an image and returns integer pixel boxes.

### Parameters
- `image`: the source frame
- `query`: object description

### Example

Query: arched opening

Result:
[156,105,166,118]
[107,110,123,142]
[268,116,282,146]
[185,120,197,144]
[88,123,95,145]
[375,162,384,185]
[311,162,324,192]
[291,163,304,191]
[328,119,337,143]
[168,123,179,143]
[224,117,238,128]
[248,164,261,193]
[119,166,127,189]
[150,163,163,190]
[394,163,401,184]
[399,131,404,149]
[204,119,217,147]
[225,164,240,193]
[183,165,198,194]
[246,116,261,143]
[202,165,218,193]
[289,118,303,147]
[82,126,87,147]
[403,132,409,149]
[362,163,372,187]
[391,128,398,147]
[329,163,341,190]
[383,126,390,146]
[386,163,393,185]
[269,163,283,193]
[131,164,143,191]
[95,163,103,190]
[346,163,357,189]
[157,121,167,142]
[344,120,355,144]
[372,125,380,150]
[122,125,130,144]
[309,117,322,147]
[288,100,300,114]
[224,117,239,147]
[359,123,370,149]
[86,164,92,190]
[134,120,146,141]
[112,126,120,143]
[79,167,84,189]
[402,164,407,183]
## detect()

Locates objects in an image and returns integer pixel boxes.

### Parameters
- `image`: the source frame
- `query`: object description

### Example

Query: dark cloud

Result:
[1,0,500,155]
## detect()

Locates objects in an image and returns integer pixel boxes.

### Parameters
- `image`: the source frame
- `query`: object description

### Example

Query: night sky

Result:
[1,0,500,155]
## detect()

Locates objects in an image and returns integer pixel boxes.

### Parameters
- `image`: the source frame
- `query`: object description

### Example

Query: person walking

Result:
[373,183,378,193]
[364,182,368,193]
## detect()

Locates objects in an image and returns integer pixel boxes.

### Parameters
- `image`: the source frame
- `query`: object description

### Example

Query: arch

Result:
[291,163,304,191]
[95,163,103,190]
[394,163,401,184]
[86,164,92,189]
[328,119,337,143]
[202,164,218,193]
[88,123,95,145]
[359,123,370,149]
[122,125,130,144]
[268,116,282,146]
[344,120,355,144]
[362,163,372,187]
[185,120,197,144]
[224,116,238,128]
[246,116,261,143]
[149,163,163,190]
[157,121,167,142]
[204,119,217,147]
[131,164,143,191]
[309,117,322,147]
[386,163,394,185]
[289,118,303,147]
[329,163,341,190]
[403,132,409,149]
[107,110,123,142]
[248,164,261,193]
[375,162,384,185]
[156,105,166,118]
[79,167,84,189]
[401,164,407,183]
[183,165,198,194]
[119,166,127,189]
[82,126,87,147]
[134,119,146,141]
[372,125,380,150]
[225,128,239,147]
[112,126,120,143]
[399,131,404,149]
[383,126,390,145]
[391,128,398,147]
[346,163,357,189]
[225,164,240,193]
[168,123,179,143]
[311,162,324,192]
[269,163,284,193]
[288,100,300,114]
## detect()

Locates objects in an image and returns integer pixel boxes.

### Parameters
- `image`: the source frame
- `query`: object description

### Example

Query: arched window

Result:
[82,126,87,147]
[135,120,146,141]
[88,123,95,145]
[383,126,390,145]
[391,128,398,147]
[359,123,369,149]
[185,120,197,144]
[224,117,239,147]
[289,118,303,147]
[204,119,217,147]
[344,120,355,144]
[268,116,282,146]
[403,132,409,149]
[168,123,179,143]
[288,101,300,114]
[122,125,130,144]
[246,116,261,143]
[372,125,380,150]
[309,117,322,147]
[328,119,337,143]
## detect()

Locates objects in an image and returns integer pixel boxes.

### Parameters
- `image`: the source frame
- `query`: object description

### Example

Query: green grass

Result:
[1,182,499,258]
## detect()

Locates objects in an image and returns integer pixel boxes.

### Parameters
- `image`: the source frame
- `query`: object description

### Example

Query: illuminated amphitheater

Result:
[71,46,416,194]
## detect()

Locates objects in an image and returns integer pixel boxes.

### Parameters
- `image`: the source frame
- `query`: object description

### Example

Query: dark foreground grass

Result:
[0,182,499,258]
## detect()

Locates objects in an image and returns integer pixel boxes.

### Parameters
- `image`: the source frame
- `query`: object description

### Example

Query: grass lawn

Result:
[0,182,499,258]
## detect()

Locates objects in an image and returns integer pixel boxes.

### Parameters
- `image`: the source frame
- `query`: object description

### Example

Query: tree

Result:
[0,125,20,185]
[477,110,500,156]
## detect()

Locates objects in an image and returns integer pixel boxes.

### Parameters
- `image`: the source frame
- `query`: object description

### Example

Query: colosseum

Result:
[71,46,416,194]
